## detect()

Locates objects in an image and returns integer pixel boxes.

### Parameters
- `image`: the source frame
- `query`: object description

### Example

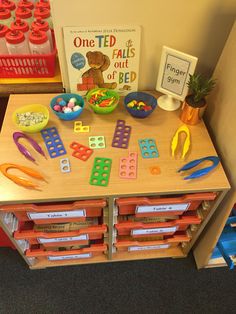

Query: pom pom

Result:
[67,102,75,108]
[63,107,72,113]
[58,100,67,106]
[53,104,61,112]
[73,105,81,111]
[69,97,77,103]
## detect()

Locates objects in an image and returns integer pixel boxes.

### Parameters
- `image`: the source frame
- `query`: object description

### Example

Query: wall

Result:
[51,0,236,91]
[193,20,236,268]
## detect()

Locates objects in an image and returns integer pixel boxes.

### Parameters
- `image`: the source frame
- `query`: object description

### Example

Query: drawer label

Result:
[135,203,190,214]
[37,234,88,244]
[27,209,86,220]
[48,253,92,261]
[131,226,178,235]
[128,244,170,251]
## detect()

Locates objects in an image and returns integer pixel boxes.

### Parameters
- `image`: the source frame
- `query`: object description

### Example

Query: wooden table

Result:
[0,92,230,269]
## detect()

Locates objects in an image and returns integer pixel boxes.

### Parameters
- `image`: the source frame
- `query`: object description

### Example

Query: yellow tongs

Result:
[0,163,46,189]
[171,125,191,159]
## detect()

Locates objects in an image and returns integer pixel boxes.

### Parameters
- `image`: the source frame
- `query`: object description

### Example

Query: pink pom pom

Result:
[67,102,75,108]
[53,104,61,112]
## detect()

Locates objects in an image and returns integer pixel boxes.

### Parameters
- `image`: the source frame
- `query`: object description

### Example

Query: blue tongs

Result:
[178,156,220,180]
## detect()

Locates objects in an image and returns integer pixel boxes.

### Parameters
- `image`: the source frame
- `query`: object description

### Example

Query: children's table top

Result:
[0,92,230,204]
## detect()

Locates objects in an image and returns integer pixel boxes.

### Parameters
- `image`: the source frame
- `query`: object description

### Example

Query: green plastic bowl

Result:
[86,88,120,114]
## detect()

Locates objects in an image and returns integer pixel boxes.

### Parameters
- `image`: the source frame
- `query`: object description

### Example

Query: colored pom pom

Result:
[73,105,81,111]
[67,102,75,108]
[58,100,67,106]
[63,107,72,113]
[69,97,77,103]
[53,104,61,112]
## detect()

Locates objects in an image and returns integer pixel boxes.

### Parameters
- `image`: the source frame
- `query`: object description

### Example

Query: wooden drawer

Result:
[26,243,107,261]
[14,221,107,247]
[115,215,201,237]
[115,233,191,252]
[0,199,106,224]
[116,193,216,217]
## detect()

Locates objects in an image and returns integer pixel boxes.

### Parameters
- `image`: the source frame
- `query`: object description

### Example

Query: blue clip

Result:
[178,156,220,180]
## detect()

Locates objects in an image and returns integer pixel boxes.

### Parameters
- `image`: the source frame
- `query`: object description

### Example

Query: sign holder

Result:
[156,46,198,111]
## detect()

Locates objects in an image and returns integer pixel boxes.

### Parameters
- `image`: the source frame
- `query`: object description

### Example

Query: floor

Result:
[0,247,236,314]
[0,97,236,313]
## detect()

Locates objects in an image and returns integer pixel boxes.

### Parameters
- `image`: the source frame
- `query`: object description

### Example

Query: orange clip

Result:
[0,163,46,189]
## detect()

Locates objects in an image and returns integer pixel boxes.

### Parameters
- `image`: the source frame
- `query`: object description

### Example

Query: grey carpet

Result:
[0,247,236,314]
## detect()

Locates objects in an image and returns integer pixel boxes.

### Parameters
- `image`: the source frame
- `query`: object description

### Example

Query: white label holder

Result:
[135,203,190,214]
[38,234,88,244]
[27,209,86,220]
[48,253,92,261]
[131,226,178,236]
[128,244,170,252]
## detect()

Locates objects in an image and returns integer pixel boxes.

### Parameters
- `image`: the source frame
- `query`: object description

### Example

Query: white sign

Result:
[131,226,178,236]
[27,209,86,220]
[128,244,170,252]
[38,234,88,244]
[48,253,91,261]
[136,203,190,214]
[156,46,198,101]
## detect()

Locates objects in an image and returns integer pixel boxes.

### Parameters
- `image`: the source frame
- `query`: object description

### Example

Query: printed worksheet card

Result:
[63,25,141,95]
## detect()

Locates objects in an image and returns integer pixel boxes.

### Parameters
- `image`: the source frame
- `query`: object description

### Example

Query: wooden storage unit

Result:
[193,21,236,269]
[0,93,230,269]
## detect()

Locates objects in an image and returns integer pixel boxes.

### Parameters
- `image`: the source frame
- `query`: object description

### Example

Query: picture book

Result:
[63,25,141,95]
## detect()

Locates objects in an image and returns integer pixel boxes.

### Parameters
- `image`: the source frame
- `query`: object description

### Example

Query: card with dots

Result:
[119,152,138,179]
[74,121,90,133]
[70,141,93,161]
[112,120,131,149]
[40,127,66,158]
[89,157,112,187]
[89,136,105,149]
[138,138,159,158]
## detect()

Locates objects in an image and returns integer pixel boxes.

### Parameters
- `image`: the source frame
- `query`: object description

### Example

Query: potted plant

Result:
[180,73,216,125]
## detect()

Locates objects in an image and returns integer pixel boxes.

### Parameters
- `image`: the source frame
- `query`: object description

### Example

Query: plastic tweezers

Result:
[178,156,220,180]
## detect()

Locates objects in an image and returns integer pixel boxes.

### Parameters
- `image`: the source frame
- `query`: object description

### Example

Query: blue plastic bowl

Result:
[50,93,84,121]
[124,92,157,118]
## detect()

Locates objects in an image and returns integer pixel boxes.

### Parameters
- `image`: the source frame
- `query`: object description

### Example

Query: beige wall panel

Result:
[51,0,236,91]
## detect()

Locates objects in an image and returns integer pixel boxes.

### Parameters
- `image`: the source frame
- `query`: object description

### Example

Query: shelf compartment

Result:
[115,215,201,237]
[14,222,107,247]
[116,193,217,216]
[114,233,190,252]
[26,243,107,262]
[0,199,106,224]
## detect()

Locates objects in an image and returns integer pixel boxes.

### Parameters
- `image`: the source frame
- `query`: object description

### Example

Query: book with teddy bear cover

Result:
[63,25,141,95]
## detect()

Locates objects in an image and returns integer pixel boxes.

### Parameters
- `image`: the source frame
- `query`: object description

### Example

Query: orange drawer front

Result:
[26,244,107,261]
[116,193,216,217]
[14,224,107,247]
[1,199,106,224]
[115,215,201,237]
[115,234,191,252]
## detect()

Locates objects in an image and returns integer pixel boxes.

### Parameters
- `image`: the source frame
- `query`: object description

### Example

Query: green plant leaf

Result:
[187,73,216,105]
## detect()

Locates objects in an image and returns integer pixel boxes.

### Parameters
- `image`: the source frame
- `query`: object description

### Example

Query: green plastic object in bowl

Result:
[50,93,84,121]
[86,88,120,114]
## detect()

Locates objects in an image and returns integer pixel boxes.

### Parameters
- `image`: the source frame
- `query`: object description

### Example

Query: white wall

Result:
[51,0,236,91]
